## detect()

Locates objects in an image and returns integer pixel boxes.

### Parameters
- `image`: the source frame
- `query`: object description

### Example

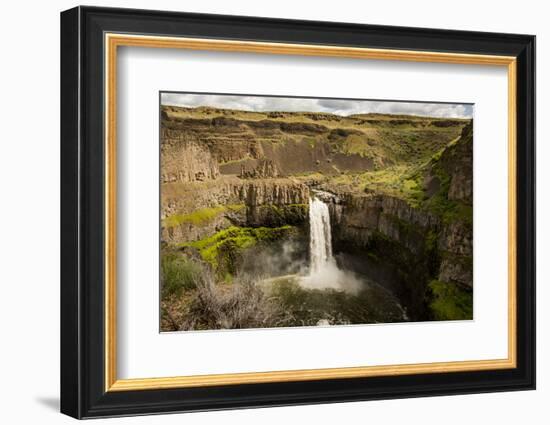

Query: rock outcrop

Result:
[163,210,239,245]
[426,123,474,289]
[161,129,219,183]
[236,180,309,206]
[315,189,438,319]
[239,159,279,179]
[438,221,473,288]
[237,180,309,227]
[331,191,440,253]
[161,178,310,243]
[312,125,474,319]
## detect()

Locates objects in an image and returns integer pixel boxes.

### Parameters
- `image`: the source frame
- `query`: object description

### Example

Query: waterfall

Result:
[308,195,334,274]
[301,192,362,294]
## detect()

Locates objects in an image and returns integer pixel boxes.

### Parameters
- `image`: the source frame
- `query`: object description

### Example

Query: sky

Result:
[161,92,473,119]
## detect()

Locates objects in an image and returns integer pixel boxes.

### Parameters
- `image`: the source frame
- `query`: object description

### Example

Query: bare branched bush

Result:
[180,268,291,330]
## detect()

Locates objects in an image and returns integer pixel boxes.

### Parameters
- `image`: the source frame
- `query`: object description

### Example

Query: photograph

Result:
[56,4,536,420]
[159,92,474,331]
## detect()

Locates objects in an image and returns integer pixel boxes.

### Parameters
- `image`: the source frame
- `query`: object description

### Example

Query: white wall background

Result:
[0,0,545,423]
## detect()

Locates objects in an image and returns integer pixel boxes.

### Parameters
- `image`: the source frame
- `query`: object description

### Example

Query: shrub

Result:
[160,253,201,297]
[181,273,291,330]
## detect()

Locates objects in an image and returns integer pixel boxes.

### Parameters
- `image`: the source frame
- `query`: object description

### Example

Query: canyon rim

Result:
[159,92,474,332]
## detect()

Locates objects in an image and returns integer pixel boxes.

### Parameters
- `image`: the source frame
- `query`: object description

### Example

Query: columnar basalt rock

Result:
[437,221,473,288]
[161,178,310,243]
[330,192,440,255]
[239,158,279,179]
[161,130,220,183]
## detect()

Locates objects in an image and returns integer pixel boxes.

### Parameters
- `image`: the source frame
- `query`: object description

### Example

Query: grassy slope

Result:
[162,105,467,170]
[330,125,473,224]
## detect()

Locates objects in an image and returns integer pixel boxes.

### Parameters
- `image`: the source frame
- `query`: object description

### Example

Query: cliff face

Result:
[236,180,309,206]
[330,191,440,252]
[161,128,220,183]
[444,129,473,204]
[237,180,309,227]
[317,189,438,319]
[438,221,473,288]
[318,188,472,320]
[315,123,473,319]
[426,124,473,290]
[161,178,310,244]
[161,105,466,179]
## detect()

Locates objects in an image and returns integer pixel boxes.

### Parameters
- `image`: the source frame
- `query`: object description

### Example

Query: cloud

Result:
[161,92,473,119]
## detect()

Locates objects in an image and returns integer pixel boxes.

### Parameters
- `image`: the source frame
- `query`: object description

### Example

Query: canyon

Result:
[160,104,473,330]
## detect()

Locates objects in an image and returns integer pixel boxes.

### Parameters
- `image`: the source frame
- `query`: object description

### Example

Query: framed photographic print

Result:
[60,6,536,419]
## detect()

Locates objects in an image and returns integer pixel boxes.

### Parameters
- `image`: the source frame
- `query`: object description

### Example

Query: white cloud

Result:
[161,92,473,119]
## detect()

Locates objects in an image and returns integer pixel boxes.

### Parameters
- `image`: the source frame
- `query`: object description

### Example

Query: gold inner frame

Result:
[104,33,518,392]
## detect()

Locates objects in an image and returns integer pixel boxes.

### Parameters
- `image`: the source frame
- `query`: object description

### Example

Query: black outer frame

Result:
[60,5,536,419]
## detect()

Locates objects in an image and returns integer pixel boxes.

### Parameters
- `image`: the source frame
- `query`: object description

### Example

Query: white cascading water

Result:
[299,192,361,294]
[308,195,335,274]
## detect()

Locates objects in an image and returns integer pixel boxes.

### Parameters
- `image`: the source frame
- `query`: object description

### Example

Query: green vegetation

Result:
[427,197,473,226]
[428,280,473,321]
[333,127,452,165]
[305,137,317,148]
[332,165,424,202]
[161,260,293,331]
[163,204,244,228]
[340,134,375,158]
[429,134,460,164]
[422,148,473,226]
[180,225,296,270]
[161,252,201,297]
[332,130,472,226]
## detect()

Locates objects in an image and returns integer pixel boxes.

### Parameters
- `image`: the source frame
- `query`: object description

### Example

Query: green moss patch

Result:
[428,280,473,321]
[423,156,472,226]
[180,225,296,270]
[163,204,245,228]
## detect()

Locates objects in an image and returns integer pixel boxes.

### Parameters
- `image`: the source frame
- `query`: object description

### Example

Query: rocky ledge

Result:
[315,186,472,319]
[161,178,310,243]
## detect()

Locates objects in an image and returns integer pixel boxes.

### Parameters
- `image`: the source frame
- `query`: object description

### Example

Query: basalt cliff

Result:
[161,105,473,323]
